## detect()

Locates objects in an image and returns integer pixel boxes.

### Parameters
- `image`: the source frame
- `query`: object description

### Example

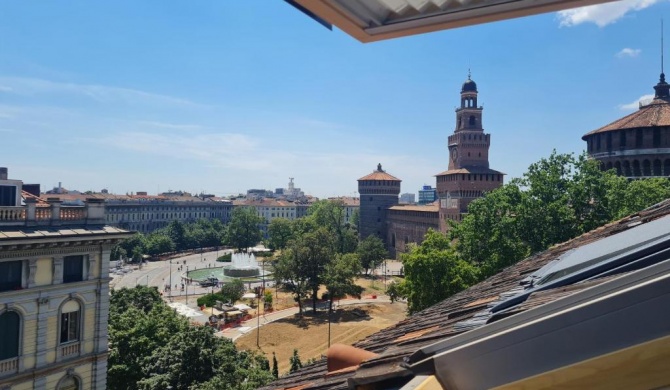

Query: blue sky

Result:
[0,0,667,198]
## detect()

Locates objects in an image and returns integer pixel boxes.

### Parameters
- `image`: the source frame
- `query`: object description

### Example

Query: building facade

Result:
[357,164,401,245]
[386,203,440,258]
[45,193,233,234]
[583,72,670,177]
[366,75,504,258]
[0,168,131,390]
[418,185,437,204]
[436,74,504,231]
[399,193,416,204]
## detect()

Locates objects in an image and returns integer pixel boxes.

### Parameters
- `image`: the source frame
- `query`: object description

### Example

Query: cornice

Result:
[0,244,110,260]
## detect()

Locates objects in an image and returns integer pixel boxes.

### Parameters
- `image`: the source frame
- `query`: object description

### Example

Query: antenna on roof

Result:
[662,19,665,75]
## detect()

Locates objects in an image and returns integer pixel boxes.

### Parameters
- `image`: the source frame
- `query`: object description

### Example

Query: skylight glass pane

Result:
[536,215,670,285]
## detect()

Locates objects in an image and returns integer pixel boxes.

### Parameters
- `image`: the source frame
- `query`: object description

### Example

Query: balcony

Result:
[0,357,18,376]
[60,342,81,358]
[0,198,106,227]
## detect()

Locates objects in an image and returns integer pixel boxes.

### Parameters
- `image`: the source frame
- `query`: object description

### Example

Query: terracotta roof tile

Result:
[262,198,670,390]
[388,204,439,212]
[358,171,401,181]
[435,167,505,176]
[583,98,670,137]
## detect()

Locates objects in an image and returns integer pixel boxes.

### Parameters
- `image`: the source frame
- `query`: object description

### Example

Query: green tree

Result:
[274,228,335,314]
[272,352,279,379]
[220,279,245,304]
[349,209,360,230]
[449,183,530,278]
[268,218,294,250]
[145,234,176,256]
[264,290,273,309]
[227,207,264,253]
[308,200,357,253]
[166,220,187,251]
[289,349,303,373]
[356,235,388,275]
[385,280,406,303]
[274,242,311,315]
[401,230,479,314]
[323,253,363,312]
[108,286,272,390]
[617,177,670,219]
[451,151,635,279]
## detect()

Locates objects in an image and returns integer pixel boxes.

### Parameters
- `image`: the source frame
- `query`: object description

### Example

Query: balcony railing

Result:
[60,342,80,358]
[0,207,24,222]
[0,198,106,227]
[0,357,18,375]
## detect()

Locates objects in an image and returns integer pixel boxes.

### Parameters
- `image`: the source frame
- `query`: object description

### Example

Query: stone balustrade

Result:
[0,198,106,227]
[0,357,18,375]
[0,207,25,222]
[60,342,80,358]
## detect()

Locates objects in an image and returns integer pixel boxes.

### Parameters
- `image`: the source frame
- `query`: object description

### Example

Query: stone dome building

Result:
[583,73,670,178]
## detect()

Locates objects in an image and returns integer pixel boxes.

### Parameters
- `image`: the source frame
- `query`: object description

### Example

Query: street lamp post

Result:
[169,260,172,300]
[146,275,149,286]
[186,265,189,304]
[256,290,261,348]
[328,298,332,348]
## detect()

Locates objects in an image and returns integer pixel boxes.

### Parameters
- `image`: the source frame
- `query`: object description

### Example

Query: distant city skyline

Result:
[1,1,668,198]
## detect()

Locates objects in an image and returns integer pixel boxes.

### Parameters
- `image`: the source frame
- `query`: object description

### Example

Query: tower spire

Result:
[655,19,670,99]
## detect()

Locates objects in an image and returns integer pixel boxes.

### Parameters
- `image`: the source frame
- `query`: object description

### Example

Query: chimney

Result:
[0,167,7,180]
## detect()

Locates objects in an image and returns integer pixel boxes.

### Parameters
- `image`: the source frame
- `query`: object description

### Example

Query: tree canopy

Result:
[108,286,272,390]
[356,236,388,275]
[267,218,294,250]
[400,230,478,314]
[227,207,264,253]
[400,151,670,313]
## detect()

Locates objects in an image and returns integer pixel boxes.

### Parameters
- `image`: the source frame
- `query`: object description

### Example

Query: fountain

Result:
[185,251,270,283]
[223,252,260,278]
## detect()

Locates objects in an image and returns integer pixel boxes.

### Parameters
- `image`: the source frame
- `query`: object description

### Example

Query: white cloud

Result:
[616,48,641,58]
[137,121,205,131]
[80,130,441,197]
[0,76,203,108]
[618,93,654,110]
[557,0,661,27]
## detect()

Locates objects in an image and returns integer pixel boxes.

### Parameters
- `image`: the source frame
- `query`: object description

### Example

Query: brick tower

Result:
[358,163,401,244]
[436,73,504,231]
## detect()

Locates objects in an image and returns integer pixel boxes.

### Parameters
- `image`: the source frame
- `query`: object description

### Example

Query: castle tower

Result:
[436,73,504,231]
[582,72,670,178]
[358,163,401,244]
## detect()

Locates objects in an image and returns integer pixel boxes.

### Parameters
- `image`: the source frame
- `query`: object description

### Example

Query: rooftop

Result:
[583,74,670,137]
[265,197,670,389]
[434,167,505,176]
[358,163,401,182]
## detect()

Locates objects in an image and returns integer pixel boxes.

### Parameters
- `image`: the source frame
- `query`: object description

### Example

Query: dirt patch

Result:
[235,302,407,375]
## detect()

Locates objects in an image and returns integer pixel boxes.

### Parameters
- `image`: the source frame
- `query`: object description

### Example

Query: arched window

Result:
[654,160,662,176]
[615,161,622,175]
[0,311,20,360]
[665,159,670,176]
[623,160,631,177]
[60,300,80,344]
[57,375,80,390]
[643,160,652,176]
[606,162,613,171]
[469,115,475,126]
[632,160,641,176]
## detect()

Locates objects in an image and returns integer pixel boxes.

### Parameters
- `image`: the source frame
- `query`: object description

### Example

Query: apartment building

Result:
[45,192,233,234]
[0,168,131,389]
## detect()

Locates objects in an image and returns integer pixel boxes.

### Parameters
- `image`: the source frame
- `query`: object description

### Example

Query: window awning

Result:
[290,0,620,42]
